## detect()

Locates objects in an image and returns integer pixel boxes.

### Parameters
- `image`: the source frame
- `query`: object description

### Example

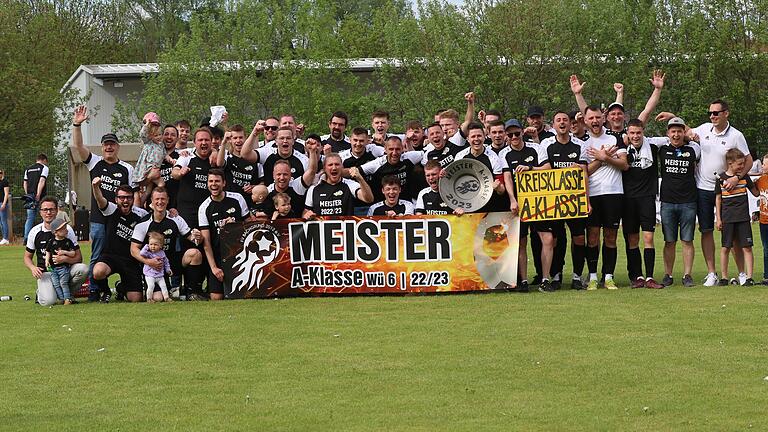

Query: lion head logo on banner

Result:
[231,228,280,294]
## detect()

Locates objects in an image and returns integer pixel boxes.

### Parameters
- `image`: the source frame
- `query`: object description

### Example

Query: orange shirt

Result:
[755,175,768,224]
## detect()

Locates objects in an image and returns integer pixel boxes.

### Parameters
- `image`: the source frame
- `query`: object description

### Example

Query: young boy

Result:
[45,218,78,304]
[715,148,759,286]
[754,154,768,285]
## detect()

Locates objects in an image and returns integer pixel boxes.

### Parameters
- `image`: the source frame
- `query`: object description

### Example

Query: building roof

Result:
[61,58,409,93]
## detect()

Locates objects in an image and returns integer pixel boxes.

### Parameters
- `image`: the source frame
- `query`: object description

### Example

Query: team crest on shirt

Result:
[568,152,577,158]
[439,202,447,207]
[245,166,253,171]
[113,173,122,178]
[291,168,296,173]
[164,229,173,235]
[226,207,236,214]
[681,152,691,157]
[333,190,343,196]
[524,156,534,163]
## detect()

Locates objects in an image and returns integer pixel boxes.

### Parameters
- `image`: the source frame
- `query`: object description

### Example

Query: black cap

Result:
[100,133,119,144]
[527,106,545,117]
[568,110,580,121]
[306,133,322,142]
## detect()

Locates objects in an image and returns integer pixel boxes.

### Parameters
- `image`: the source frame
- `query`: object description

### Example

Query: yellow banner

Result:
[516,167,588,221]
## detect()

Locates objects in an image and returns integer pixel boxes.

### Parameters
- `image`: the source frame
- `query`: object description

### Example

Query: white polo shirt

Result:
[693,122,750,191]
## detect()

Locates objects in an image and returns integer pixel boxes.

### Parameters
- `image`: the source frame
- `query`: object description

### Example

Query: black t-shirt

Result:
[26,223,80,271]
[0,178,9,203]
[543,139,587,169]
[321,136,351,153]
[265,178,308,218]
[415,188,450,215]
[45,237,76,268]
[623,143,659,198]
[361,153,423,202]
[305,179,361,216]
[223,153,260,203]
[257,147,308,186]
[658,144,699,203]
[523,129,555,143]
[159,150,180,209]
[101,202,148,256]
[715,173,754,223]
[84,154,136,224]
[501,145,542,199]
[174,155,211,228]
[367,200,415,216]
[24,162,49,198]
[340,147,380,207]
[199,192,249,256]
[131,213,191,259]
[423,144,463,168]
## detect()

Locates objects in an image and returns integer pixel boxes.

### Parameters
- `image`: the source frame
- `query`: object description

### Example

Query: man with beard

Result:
[263,140,320,218]
[359,136,424,203]
[70,105,137,302]
[304,155,373,217]
[539,111,590,290]
[241,126,310,186]
[500,119,548,292]
[216,125,260,204]
[415,160,465,216]
[321,111,350,153]
[367,175,415,216]
[24,196,88,306]
[421,122,463,168]
[522,106,555,143]
[583,105,629,290]
[199,169,251,300]
[131,187,204,300]
[90,179,148,302]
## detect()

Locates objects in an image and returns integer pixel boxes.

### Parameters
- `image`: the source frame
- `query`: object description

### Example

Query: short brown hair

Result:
[273,192,291,206]
[438,109,459,121]
[725,148,745,163]
[372,110,390,120]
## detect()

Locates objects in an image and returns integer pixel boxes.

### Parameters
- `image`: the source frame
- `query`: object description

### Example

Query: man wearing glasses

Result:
[657,100,751,286]
[23,197,88,305]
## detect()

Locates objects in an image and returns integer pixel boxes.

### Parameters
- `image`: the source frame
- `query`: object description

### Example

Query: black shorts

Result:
[98,254,143,292]
[622,195,656,233]
[207,271,225,294]
[520,221,554,237]
[587,194,623,229]
[552,218,587,238]
[722,221,753,248]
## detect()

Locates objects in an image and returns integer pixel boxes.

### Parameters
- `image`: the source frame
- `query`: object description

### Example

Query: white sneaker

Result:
[738,272,748,286]
[0,239,8,245]
[703,273,718,287]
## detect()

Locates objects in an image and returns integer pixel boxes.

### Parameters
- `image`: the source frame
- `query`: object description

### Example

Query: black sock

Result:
[95,278,110,295]
[586,245,599,274]
[644,248,656,278]
[572,244,586,276]
[531,229,543,276]
[602,244,618,275]
[627,247,642,280]
[184,264,206,295]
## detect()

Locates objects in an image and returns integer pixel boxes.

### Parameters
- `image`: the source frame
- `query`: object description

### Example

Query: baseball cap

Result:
[504,119,522,130]
[306,133,322,142]
[527,106,545,117]
[49,218,67,232]
[101,133,119,144]
[607,102,625,113]
[667,117,686,129]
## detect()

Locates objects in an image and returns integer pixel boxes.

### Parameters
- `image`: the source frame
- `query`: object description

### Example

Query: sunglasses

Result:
[506,131,522,138]
[264,126,279,131]
[708,110,726,116]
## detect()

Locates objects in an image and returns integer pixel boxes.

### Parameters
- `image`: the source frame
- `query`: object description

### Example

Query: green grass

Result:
[1,230,767,431]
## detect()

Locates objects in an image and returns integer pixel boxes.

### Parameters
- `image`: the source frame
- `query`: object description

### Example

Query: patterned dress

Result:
[132,123,166,183]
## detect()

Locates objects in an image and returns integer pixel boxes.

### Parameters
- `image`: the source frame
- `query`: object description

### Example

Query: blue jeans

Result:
[24,207,37,243]
[661,201,697,242]
[88,222,106,293]
[760,223,768,279]
[697,189,715,233]
[0,206,8,240]
[50,265,73,300]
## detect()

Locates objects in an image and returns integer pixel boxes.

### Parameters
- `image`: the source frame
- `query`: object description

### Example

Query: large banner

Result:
[220,212,520,298]
[516,166,589,221]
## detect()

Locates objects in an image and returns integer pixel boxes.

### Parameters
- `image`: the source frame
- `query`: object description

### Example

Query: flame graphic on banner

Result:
[230,229,279,294]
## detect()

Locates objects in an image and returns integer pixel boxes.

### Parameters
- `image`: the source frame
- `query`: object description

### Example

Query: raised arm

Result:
[70,105,91,162]
[613,83,624,106]
[638,70,665,126]
[302,138,320,185]
[349,167,373,204]
[570,75,588,114]
[459,92,476,137]
[216,131,230,168]
[240,122,265,163]
[91,177,108,210]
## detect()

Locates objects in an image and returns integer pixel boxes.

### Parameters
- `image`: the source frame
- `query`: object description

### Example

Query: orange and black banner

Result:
[516,166,589,221]
[220,212,520,298]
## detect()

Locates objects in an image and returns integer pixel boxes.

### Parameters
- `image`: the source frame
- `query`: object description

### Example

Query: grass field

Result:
[1,231,767,431]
